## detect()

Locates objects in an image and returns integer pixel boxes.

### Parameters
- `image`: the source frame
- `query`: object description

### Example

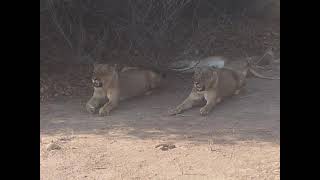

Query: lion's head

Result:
[92,64,119,88]
[193,67,219,92]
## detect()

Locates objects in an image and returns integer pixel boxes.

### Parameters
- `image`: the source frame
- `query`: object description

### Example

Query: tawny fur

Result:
[86,64,164,116]
[169,67,243,116]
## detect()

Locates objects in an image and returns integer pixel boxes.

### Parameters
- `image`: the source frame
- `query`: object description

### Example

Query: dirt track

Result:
[40,72,280,180]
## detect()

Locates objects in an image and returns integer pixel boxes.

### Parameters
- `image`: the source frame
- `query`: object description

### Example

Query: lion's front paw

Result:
[168,108,182,116]
[234,89,241,95]
[200,107,211,116]
[86,104,97,114]
[99,107,111,116]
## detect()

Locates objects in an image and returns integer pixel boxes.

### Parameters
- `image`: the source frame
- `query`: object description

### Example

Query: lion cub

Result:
[169,67,243,116]
[86,64,164,116]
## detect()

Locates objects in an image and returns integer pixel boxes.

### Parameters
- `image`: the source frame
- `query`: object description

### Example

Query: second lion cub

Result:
[169,67,243,116]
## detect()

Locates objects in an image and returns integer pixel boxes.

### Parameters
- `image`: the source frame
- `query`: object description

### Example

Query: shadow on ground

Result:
[40,72,280,145]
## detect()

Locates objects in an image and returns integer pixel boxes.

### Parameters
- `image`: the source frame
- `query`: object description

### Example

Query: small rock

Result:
[47,142,61,151]
[184,135,194,139]
[155,143,176,151]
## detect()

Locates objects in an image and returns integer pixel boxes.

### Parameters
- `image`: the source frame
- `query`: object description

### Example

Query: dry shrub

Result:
[40,0,279,101]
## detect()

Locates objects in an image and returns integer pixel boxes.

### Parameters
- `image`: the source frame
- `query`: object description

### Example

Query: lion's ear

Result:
[93,62,101,71]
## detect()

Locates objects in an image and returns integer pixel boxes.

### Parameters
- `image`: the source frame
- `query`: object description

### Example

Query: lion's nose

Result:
[92,78,98,83]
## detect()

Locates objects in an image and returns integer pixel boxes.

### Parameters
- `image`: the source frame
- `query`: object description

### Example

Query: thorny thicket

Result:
[40,0,279,66]
[40,0,279,101]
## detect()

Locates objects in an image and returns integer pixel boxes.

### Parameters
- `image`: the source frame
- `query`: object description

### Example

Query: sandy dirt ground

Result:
[40,71,280,180]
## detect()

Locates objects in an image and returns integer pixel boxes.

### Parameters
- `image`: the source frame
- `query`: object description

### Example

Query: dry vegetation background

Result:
[40,1,280,179]
[40,0,280,101]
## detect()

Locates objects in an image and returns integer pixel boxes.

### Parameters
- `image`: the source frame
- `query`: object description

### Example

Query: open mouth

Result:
[93,80,103,87]
[195,83,204,91]
[93,83,102,87]
[197,87,204,91]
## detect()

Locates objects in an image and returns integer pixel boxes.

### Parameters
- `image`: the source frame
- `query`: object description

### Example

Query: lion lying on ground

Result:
[169,67,243,116]
[86,64,164,116]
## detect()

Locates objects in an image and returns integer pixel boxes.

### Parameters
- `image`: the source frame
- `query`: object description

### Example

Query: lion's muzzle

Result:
[92,78,103,87]
[194,82,204,91]
[86,103,97,114]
